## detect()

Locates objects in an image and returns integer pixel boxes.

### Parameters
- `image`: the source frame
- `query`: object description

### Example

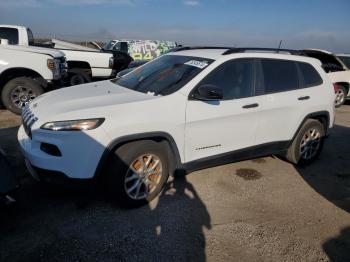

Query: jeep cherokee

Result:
[18,47,335,208]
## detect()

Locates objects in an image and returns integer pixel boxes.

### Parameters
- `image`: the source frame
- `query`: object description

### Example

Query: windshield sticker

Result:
[184,60,209,69]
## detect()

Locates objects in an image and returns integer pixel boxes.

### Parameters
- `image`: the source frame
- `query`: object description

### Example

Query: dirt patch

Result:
[0,110,21,129]
[236,168,262,180]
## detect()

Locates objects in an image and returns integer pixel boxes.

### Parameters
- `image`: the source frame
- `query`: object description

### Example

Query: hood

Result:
[0,44,64,58]
[30,80,158,121]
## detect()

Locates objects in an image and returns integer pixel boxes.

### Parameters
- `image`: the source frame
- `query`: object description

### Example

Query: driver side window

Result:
[198,59,254,100]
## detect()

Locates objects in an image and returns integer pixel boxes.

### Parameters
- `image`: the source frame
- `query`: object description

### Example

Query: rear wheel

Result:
[106,140,169,208]
[335,85,347,108]
[68,69,91,86]
[285,119,325,165]
[1,77,44,115]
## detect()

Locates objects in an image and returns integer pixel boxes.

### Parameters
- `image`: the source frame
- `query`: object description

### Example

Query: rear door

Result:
[254,58,314,145]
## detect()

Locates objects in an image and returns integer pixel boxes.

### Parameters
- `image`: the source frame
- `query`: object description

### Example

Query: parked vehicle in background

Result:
[116,60,148,78]
[116,47,181,78]
[103,39,177,61]
[0,39,67,114]
[336,54,350,70]
[302,49,350,107]
[0,25,132,86]
[18,47,335,208]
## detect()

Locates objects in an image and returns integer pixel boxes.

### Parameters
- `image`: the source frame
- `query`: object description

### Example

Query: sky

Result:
[0,0,350,52]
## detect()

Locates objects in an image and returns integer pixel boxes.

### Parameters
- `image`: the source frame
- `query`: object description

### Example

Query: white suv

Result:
[18,47,335,207]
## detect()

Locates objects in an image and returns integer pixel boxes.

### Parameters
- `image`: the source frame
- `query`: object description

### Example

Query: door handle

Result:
[242,103,259,109]
[298,96,310,101]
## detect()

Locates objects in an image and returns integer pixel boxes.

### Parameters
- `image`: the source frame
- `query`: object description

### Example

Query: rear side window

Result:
[260,59,299,93]
[298,62,323,88]
[197,59,254,100]
[0,27,18,45]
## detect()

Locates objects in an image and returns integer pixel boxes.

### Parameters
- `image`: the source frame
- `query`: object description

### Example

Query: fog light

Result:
[40,143,62,157]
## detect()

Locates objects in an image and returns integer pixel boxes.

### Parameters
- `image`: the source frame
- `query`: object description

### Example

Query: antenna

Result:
[277,40,283,53]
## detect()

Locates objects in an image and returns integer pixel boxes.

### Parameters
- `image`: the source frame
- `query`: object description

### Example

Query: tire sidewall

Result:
[68,71,91,86]
[1,77,44,115]
[293,120,325,165]
[108,140,170,208]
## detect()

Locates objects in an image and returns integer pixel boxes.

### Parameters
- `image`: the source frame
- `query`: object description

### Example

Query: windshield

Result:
[338,56,350,69]
[114,55,214,96]
[103,40,117,50]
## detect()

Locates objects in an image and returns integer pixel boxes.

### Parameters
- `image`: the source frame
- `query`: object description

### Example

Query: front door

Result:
[184,58,263,162]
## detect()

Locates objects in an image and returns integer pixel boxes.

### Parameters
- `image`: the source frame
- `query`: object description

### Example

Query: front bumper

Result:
[18,125,109,180]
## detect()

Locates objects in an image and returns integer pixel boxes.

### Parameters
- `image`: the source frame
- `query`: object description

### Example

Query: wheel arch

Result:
[0,67,46,90]
[67,61,92,76]
[291,111,330,146]
[93,132,182,179]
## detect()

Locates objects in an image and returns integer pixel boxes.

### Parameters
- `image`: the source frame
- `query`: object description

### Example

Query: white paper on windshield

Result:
[184,60,209,69]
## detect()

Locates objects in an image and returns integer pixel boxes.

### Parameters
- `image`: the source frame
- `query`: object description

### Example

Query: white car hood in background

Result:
[0,44,64,58]
[31,80,158,120]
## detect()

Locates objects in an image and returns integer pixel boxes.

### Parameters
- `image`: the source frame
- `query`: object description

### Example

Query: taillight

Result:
[333,83,340,93]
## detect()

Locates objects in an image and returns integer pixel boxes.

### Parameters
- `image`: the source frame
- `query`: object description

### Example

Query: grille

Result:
[60,57,68,75]
[22,105,38,139]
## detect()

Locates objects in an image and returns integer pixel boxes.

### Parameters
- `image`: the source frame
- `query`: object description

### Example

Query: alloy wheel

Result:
[335,88,345,107]
[299,128,321,160]
[10,85,37,109]
[124,154,163,200]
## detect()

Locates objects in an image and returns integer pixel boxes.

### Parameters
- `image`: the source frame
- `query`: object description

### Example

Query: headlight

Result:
[47,58,61,79]
[41,118,105,131]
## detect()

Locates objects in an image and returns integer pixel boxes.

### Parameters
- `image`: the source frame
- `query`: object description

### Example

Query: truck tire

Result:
[285,119,325,165]
[106,140,170,208]
[1,77,44,115]
[68,69,91,86]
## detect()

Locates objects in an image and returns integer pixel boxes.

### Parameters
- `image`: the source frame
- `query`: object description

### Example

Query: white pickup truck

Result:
[0,25,132,86]
[0,38,67,114]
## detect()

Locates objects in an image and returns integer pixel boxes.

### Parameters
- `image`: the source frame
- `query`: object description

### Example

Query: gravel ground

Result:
[0,103,349,262]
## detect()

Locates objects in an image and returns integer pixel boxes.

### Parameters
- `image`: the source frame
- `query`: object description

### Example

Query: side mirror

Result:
[191,84,223,101]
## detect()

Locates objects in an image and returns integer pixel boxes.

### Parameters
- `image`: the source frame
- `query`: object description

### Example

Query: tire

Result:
[335,85,347,108]
[68,69,91,86]
[1,77,44,115]
[106,140,170,208]
[285,119,325,165]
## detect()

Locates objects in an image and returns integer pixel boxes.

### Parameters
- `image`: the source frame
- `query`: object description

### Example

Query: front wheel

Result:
[285,119,325,165]
[106,140,170,208]
[1,77,44,115]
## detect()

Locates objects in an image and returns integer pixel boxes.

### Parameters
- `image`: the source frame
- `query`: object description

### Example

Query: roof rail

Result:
[223,48,306,56]
[173,46,233,52]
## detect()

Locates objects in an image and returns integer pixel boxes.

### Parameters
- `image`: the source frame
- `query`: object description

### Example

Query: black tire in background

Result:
[285,119,325,166]
[1,77,44,115]
[68,69,91,86]
[106,140,170,208]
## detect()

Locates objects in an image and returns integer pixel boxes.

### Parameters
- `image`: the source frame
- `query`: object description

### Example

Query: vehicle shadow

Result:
[0,176,211,262]
[323,226,350,262]
[0,126,26,179]
[294,124,350,213]
[294,124,350,261]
